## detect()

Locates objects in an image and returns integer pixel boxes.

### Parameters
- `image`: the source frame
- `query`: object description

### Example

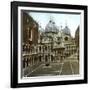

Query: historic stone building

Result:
[75,26,79,47]
[62,28,77,58]
[75,26,80,60]
[22,11,38,44]
[21,12,39,76]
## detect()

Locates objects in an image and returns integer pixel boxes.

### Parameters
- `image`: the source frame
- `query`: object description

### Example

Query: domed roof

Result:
[63,26,71,35]
[45,20,59,33]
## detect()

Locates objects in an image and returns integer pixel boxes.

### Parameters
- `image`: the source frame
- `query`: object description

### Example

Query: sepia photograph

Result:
[21,10,80,77]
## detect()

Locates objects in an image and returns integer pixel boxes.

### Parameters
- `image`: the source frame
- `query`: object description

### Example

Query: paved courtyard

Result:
[26,59,79,77]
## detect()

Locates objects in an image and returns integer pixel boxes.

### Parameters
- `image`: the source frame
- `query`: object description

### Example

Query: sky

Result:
[28,12,80,38]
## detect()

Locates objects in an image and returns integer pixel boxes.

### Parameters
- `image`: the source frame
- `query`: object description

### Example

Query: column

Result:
[26,57,28,67]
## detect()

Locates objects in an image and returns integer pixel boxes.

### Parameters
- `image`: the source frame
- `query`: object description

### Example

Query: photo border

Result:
[11,1,88,88]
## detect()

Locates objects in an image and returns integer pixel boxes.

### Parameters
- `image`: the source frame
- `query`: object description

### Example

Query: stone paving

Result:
[24,52,79,77]
[26,59,79,77]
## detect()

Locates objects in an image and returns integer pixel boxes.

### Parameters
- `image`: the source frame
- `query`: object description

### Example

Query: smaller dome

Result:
[63,26,71,35]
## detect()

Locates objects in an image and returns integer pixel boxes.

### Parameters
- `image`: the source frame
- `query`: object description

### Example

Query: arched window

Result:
[51,55,53,62]
[45,46,47,51]
[39,56,41,62]
[39,46,41,51]
[23,57,25,68]
[45,56,48,62]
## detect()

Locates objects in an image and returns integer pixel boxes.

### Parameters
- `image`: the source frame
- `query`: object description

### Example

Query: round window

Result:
[64,37,68,41]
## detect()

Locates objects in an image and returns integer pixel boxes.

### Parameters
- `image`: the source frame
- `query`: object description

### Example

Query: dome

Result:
[63,26,71,35]
[45,20,59,33]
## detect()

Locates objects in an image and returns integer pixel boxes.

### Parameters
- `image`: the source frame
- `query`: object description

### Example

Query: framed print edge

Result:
[11,2,18,88]
[84,6,88,83]
[11,1,88,88]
